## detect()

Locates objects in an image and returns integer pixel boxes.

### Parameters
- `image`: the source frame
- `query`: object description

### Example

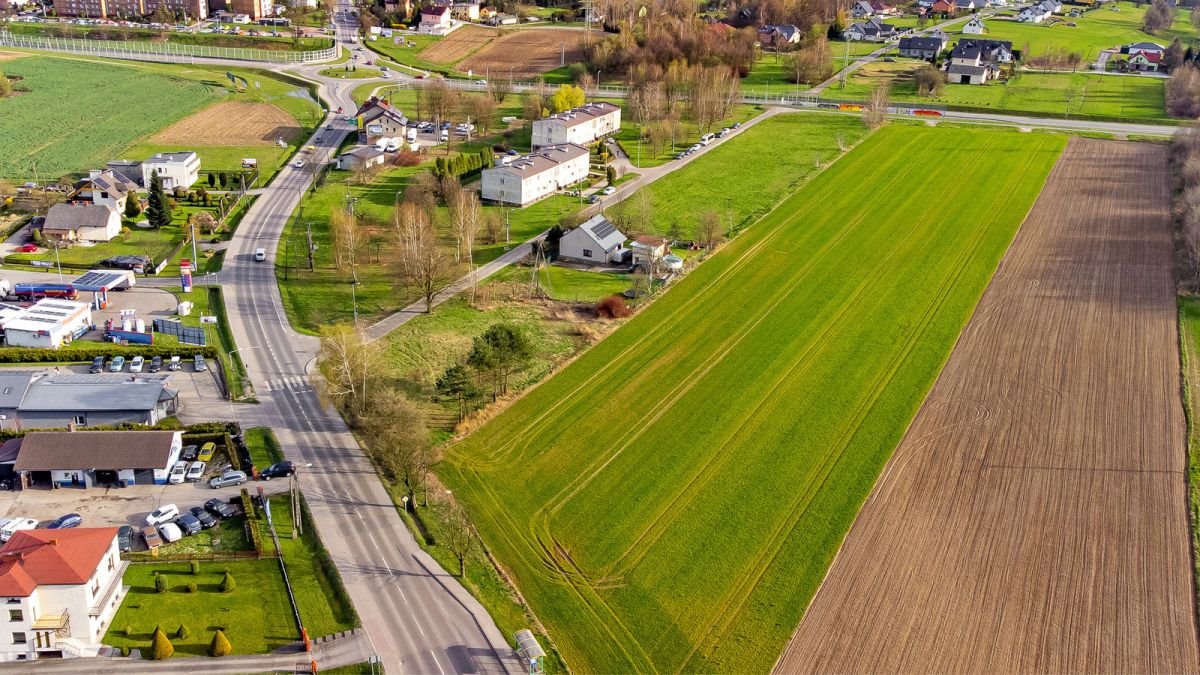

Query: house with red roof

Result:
[0,528,125,661]
[1127,49,1162,72]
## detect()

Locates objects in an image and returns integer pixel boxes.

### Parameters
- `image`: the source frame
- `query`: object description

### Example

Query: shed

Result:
[558,215,627,264]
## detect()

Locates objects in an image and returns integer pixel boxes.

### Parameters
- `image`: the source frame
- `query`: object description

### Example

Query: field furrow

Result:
[442,126,1065,673]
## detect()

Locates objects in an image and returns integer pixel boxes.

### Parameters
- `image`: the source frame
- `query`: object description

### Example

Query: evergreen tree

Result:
[209,629,232,657]
[124,195,141,219]
[436,364,481,421]
[150,625,174,660]
[145,171,172,229]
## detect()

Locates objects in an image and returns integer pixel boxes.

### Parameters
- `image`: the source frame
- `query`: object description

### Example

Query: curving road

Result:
[216,5,520,674]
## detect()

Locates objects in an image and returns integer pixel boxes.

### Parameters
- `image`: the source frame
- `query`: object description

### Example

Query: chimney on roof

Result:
[48,539,57,546]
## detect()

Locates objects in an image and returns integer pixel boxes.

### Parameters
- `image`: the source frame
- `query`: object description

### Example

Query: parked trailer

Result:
[13,283,78,301]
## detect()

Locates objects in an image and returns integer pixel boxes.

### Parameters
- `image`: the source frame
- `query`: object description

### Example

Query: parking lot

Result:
[4,361,225,414]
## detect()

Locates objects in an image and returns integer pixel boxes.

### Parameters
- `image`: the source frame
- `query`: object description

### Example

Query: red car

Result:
[17,244,38,253]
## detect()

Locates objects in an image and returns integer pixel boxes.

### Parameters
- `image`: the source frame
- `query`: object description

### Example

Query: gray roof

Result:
[899,36,945,51]
[539,102,620,129]
[490,144,589,178]
[343,146,385,159]
[43,203,116,233]
[575,214,626,251]
[74,170,136,200]
[17,375,175,413]
[948,64,989,76]
[0,372,34,409]
[14,430,177,471]
[143,152,198,166]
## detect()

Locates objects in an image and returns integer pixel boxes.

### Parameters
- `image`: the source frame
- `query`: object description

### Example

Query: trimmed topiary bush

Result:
[150,625,174,660]
[155,575,169,594]
[209,629,232,657]
[190,560,200,575]
[187,582,197,593]
[220,571,235,593]
[176,623,190,639]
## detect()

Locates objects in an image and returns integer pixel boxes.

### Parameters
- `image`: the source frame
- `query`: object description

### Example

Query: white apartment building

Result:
[531,102,622,149]
[0,528,127,661]
[141,152,201,191]
[481,144,590,207]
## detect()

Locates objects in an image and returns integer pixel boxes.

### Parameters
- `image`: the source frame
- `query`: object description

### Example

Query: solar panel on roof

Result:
[591,220,617,239]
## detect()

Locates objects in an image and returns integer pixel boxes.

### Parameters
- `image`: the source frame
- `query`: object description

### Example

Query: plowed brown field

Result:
[418,25,498,64]
[458,28,585,77]
[150,101,301,145]
[776,138,1200,673]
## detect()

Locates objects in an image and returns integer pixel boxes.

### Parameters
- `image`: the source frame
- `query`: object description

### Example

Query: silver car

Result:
[209,471,248,489]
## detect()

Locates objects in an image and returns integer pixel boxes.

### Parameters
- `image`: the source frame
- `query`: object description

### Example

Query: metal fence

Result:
[0,31,336,64]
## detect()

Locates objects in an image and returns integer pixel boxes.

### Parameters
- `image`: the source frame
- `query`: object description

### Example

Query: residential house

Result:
[1127,48,1162,71]
[630,235,669,269]
[230,0,273,19]
[844,16,897,41]
[0,528,127,661]
[143,0,208,18]
[50,0,141,17]
[531,102,622,148]
[898,34,947,59]
[0,301,93,349]
[558,215,627,263]
[851,0,875,17]
[757,24,802,47]
[40,204,121,244]
[480,144,590,206]
[336,146,388,171]
[68,170,137,214]
[141,152,200,191]
[418,5,454,33]
[4,373,180,430]
[954,0,979,10]
[930,0,956,14]
[963,15,986,33]
[449,0,480,19]
[354,97,409,143]
[15,430,182,489]
[947,38,1013,83]
[1121,41,1166,56]
[1018,0,1054,22]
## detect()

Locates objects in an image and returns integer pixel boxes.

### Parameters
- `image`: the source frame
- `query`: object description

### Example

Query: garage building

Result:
[0,300,94,348]
[13,430,182,488]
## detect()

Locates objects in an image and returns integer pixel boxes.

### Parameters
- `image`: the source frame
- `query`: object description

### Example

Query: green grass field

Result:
[0,56,220,178]
[1180,297,1200,622]
[832,62,1167,118]
[950,1,1197,61]
[622,113,869,237]
[7,21,333,51]
[742,42,881,97]
[104,560,299,657]
[440,125,1065,673]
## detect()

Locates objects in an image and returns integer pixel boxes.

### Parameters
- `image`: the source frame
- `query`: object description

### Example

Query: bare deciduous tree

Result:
[442,499,475,577]
[313,324,381,422]
[394,202,452,312]
[862,82,890,130]
[362,388,431,501]
[696,209,725,249]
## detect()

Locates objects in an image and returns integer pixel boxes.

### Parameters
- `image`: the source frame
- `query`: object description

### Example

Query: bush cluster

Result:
[432,148,495,179]
[0,344,215,364]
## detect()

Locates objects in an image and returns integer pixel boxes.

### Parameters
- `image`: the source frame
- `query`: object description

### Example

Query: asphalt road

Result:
[214,7,520,674]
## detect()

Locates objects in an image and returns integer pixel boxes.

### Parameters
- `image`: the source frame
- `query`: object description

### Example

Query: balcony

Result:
[89,561,128,617]
[31,612,68,633]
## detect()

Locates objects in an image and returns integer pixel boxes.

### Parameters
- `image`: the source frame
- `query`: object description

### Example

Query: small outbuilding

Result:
[337,146,388,171]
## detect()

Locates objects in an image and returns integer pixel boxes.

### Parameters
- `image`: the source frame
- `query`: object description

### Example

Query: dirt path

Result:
[775,138,1200,673]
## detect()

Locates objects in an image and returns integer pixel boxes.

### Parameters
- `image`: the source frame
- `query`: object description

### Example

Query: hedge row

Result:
[298,493,361,629]
[240,488,267,555]
[0,344,217,363]
[432,147,495,179]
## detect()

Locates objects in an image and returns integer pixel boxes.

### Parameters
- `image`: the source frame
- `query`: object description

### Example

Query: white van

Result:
[699,133,716,146]
[385,137,400,152]
[159,522,183,543]
[439,129,449,142]
[406,128,417,143]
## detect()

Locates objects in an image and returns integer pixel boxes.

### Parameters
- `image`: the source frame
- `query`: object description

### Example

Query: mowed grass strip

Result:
[440,126,1064,673]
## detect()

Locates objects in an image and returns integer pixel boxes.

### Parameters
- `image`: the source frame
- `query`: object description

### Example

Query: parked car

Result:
[733,121,742,129]
[89,355,105,373]
[159,522,183,543]
[185,461,206,482]
[589,195,601,204]
[259,461,295,480]
[145,504,180,526]
[198,442,216,462]
[209,471,248,489]
[189,506,217,529]
[602,186,616,196]
[176,513,202,535]
[100,254,151,271]
[17,243,38,253]
[129,355,145,373]
[109,355,125,372]
[0,518,37,542]
[181,444,198,461]
[142,525,163,549]
[46,513,82,529]
[194,354,207,372]
[168,355,182,371]
[149,355,163,373]
[168,461,188,484]
[204,498,237,519]
[117,525,134,552]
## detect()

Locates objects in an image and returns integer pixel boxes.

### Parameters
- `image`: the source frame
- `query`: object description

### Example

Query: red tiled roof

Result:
[1130,49,1161,63]
[0,528,116,595]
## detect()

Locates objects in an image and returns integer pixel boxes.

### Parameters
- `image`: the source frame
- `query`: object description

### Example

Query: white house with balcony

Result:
[481,144,590,206]
[0,528,126,662]
[141,152,201,190]
[531,102,622,149]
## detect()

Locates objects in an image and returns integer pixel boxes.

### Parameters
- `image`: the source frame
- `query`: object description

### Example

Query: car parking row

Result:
[136,497,240,549]
[89,353,207,374]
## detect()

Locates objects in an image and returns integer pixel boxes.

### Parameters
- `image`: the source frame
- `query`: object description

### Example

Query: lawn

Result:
[319,65,383,79]
[364,33,470,77]
[617,113,870,238]
[0,56,220,179]
[612,104,765,168]
[244,426,285,469]
[149,516,252,556]
[7,21,333,51]
[1178,297,1200,617]
[439,125,1065,673]
[949,1,1198,62]
[832,61,1167,119]
[493,264,632,303]
[742,42,881,98]
[104,560,299,657]
[266,495,360,638]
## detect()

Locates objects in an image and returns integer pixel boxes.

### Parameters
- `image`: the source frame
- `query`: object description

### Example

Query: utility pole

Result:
[306,219,315,272]
[190,217,198,270]
[841,39,849,90]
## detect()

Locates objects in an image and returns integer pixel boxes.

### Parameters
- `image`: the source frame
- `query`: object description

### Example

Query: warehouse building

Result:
[480,144,590,206]
[0,300,93,349]
[531,102,622,148]
[14,430,183,489]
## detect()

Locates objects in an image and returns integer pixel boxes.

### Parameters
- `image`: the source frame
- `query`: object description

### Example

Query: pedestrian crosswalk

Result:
[262,376,314,394]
